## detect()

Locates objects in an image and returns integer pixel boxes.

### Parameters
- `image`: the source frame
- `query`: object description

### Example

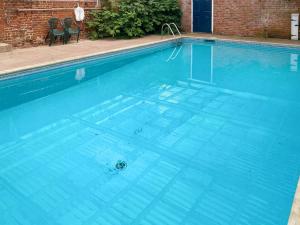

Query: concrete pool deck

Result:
[0,33,300,76]
[0,35,173,76]
[289,178,300,225]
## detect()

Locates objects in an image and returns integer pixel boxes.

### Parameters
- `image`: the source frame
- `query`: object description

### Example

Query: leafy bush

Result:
[86,0,182,39]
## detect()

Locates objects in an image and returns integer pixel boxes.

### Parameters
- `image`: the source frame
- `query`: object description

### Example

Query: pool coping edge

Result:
[0,37,177,78]
[1,35,300,77]
[288,178,300,225]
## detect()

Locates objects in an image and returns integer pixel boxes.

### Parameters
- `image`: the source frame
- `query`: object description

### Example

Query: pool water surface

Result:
[0,39,300,225]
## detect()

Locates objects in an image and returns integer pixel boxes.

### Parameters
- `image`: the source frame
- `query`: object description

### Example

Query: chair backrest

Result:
[48,18,60,29]
[63,18,73,29]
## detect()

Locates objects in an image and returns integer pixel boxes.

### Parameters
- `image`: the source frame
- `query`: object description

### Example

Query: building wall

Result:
[214,0,300,38]
[0,0,4,41]
[180,0,300,38]
[1,0,300,47]
[179,0,192,32]
[1,0,97,47]
[3,0,190,47]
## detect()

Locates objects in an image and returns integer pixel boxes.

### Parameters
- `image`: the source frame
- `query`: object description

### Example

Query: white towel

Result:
[74,6,85,22]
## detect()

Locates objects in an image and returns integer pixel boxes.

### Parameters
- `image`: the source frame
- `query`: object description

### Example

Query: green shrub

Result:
[86,0,182,39]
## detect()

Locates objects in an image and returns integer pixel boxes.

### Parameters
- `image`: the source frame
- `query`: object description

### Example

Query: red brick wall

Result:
[180,0,300,38]
[1,0,97,47]
[214,0,300,38]
[2,0,191,47]
[2,0,300,47]
[179,0,192,32]
[0,1,4,41]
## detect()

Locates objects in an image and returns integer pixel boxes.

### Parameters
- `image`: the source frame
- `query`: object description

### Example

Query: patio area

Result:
[0,35,171,75]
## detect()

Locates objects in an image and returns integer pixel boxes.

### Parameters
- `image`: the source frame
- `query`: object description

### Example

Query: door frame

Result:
[191,0,214,33]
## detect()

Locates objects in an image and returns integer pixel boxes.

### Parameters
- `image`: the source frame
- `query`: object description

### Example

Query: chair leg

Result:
[63,32,68,44]
[49,33,54,46]
[65,33,71,44]
[45,32,49,44]
[59,35,64,44]
[77,30,80,43]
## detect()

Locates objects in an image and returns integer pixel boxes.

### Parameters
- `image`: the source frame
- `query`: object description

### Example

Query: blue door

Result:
[193,0,212,33]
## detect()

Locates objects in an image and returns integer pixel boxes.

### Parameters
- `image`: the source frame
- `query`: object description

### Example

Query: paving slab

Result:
[288,178,300,225]
[0,43,12,53]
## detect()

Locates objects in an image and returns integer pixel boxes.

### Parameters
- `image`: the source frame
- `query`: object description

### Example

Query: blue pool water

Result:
[0,38,300,225]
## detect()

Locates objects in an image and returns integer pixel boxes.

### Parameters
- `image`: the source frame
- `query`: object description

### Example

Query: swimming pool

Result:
[0,38,299,225]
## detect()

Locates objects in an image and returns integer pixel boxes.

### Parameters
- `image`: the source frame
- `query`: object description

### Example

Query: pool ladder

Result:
[161,23,182,43]
[166,44,182,62]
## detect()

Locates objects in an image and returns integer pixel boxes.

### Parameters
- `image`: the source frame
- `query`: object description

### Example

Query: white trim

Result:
[190,44,193,78]
[191,0,194,32]
[211,0,214,33]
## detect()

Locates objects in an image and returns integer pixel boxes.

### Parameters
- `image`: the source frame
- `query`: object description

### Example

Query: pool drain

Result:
[115,160,127,170]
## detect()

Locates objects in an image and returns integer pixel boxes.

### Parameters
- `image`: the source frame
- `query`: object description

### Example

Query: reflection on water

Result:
[186,42,300,102]
[290,53,298,72]
[189,43,215,85]
[75,68,86,81]
[166,45,182,62]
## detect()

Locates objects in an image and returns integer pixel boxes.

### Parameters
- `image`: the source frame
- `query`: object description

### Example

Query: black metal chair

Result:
[45,18,65,46]
[62,17,80,44]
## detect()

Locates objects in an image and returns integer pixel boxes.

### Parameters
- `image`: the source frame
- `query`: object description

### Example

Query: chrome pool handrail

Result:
[161,23,176,39]
[170,23,182,37]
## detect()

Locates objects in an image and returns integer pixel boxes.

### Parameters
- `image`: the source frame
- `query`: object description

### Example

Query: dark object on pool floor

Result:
[204,39,216,43]
[134,128,143,135]
[115,160,127,170]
